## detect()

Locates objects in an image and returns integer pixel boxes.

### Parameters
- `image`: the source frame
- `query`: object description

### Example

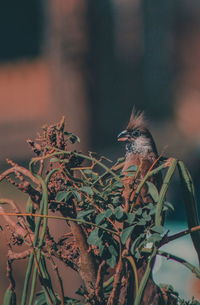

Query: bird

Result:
[117,108,162,210]
[117,109,165,305]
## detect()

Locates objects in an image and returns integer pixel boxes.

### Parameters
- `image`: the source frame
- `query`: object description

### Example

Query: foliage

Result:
[0,117,200,305]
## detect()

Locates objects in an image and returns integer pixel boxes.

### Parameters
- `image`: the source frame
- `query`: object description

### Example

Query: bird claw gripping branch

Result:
[0,115,200,305]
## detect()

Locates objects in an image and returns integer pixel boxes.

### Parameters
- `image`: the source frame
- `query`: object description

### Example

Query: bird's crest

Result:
[127,107,146,130]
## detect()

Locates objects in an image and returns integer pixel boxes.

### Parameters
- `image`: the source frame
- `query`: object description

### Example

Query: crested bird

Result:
[117,109,162,209]
[117,110,165,305]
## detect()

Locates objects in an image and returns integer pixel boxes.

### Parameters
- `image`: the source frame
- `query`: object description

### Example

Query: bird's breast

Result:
[123,153,155,177]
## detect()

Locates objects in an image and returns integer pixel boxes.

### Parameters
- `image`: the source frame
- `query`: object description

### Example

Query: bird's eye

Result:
[132,130,141,137]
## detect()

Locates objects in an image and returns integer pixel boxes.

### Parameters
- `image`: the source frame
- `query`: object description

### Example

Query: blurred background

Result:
[0,0,200,302]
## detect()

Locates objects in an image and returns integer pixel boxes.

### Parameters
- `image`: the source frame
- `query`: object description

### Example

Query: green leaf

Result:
[95,209,112,224]
[111,181,123,190]
[135,250,142,260]
[137,219,146,226]
[136,208,143,216]
[142,211,151,222]
[130,234,145,255]
[50,157,60,163]
[126,213,135,224]
[56,191,68,202]
[126,165,138,172]
[145,203,154,210]
[111,196,121,206]
[72,191,81,202]
[80,186,94,196]
[64,132,80,144]
[121,226,134,244]
[147,233,162,243]
[125,172,136,177]
[87,228,100,246]
[64,296,84,305]
[149,207,156,215]
[83,169,92,175]
[146,181,159,202]
[34,292,46,305]
[164,201,174,211]
[77,209,94,220]
[107,254,117,268]
[98,242,105,256]
[151,225,164,234]
[108,245,118,257]
[117,157,125,163]
[114,207,124,220]
[83,170,99,180]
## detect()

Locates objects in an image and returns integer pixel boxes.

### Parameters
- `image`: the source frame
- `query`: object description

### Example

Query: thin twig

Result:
[0,212,119,236]
[49,256,65,305]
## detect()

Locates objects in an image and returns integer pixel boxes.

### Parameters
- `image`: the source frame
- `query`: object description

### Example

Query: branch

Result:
[69,220,97,295]
[8,249,32,261]
[158,250,200,278]
[95,260,106,303]
[0,165,40,186]
[161,225,200,245]
[107,257,123,305]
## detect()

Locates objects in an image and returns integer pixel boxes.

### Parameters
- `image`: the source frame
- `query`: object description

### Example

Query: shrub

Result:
[1,118,200,305]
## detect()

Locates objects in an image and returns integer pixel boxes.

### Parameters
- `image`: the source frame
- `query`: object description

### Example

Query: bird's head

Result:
[118,109,157,156]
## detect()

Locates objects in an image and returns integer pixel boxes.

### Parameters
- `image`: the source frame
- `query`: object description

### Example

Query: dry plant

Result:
[1,118,200,305]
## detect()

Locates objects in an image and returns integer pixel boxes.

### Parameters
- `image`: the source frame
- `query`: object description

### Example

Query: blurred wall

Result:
[0,0,90,163]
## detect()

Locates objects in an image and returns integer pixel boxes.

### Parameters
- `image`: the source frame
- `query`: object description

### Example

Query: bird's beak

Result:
[117,130,129,142]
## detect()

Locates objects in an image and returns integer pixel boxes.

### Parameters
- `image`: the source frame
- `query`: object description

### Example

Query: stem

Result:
[133,247,157,305]
[125,255,139,296]
[158,250,200,278]
[0,212,118,236]
[21,190,44,305]
[28,175,53,305]
[27,167,59,305]
[155,159,177,226]
[49,256,65,305]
